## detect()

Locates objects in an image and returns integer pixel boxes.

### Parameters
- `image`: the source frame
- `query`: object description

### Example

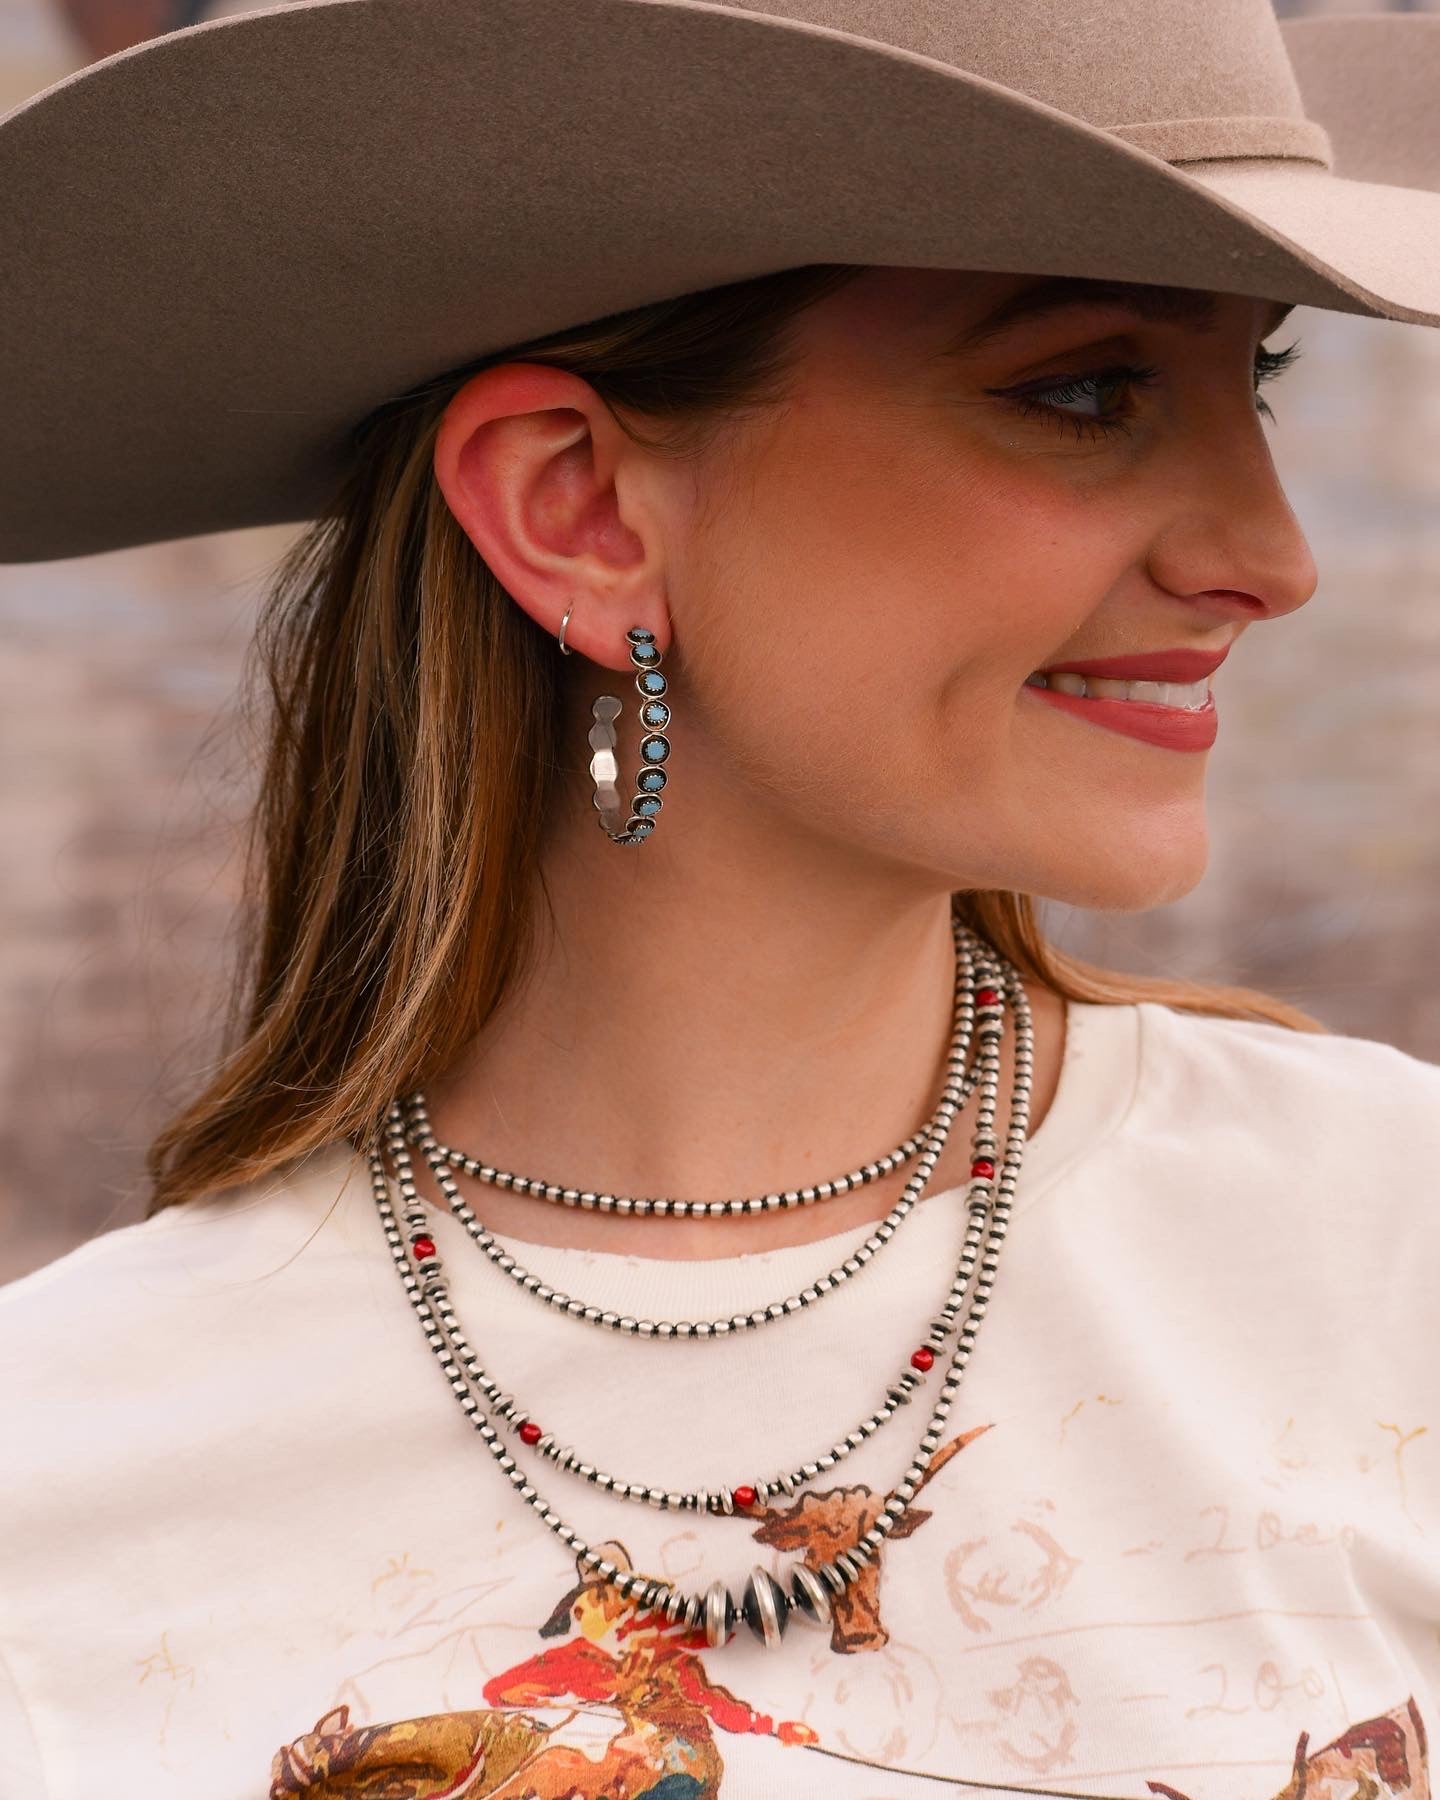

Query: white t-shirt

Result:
[2,996,1439,1800]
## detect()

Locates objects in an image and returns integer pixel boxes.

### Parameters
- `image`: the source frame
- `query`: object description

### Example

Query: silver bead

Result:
[817,1561,847,1596]
[704,1581,737,1649]
[741,1567,789,1650]
[790,1564,833,1629]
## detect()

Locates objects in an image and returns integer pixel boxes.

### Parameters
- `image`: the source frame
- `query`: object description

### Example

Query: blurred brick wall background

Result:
[2,0,1438,1282]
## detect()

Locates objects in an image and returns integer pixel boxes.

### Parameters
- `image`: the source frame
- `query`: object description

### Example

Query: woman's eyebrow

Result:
[936,278,1294,360]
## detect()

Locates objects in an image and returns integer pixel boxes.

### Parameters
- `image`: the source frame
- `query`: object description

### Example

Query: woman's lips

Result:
[1020,681,1219,751]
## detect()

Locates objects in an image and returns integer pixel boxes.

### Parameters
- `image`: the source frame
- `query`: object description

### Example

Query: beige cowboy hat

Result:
[0,0,1437,563]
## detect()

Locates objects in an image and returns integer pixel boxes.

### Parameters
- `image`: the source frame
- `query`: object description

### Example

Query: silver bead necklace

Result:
[375,936,1001,1510]
[367,934,1032,1653]
[405,915,980,1221]
[392,923,996,1340]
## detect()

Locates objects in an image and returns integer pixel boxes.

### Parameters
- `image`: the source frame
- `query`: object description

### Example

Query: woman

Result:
[1,1,1438,1796]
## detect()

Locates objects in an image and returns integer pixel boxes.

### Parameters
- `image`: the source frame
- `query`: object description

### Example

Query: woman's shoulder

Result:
[0,1139,369,1371]
[1130,991,1440,1085]
[1125,994,1440,1159]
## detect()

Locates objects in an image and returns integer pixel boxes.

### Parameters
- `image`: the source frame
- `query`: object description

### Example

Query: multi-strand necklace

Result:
[367,917,1031,1654]
[391,918,985,1341]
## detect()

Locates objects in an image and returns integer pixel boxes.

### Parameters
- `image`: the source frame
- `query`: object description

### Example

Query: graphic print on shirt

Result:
[266,1428,981,1796]
[265,1556,814,1797]
[267,1414,1433,1799]
[1147,1694,1429,1800]
[268,1688,1432,1799]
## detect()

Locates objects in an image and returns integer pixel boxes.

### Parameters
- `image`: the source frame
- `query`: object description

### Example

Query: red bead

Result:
[519,1422,542,1446]
[977,987,1000,1005]
[734,1484,758,1510]
[970,1159,996,1179]
[411,1235,437,1259]
[910,1347,936,1372]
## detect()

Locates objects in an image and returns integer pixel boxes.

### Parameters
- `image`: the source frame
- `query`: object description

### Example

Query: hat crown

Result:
[715,0,1328,165]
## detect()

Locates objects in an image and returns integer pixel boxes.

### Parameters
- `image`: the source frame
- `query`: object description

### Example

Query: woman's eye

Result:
[997,362,1160,441]
[986,338,1304,442]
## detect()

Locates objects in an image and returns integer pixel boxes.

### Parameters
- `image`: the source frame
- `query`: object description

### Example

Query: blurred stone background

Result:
[2,0,1438,1282]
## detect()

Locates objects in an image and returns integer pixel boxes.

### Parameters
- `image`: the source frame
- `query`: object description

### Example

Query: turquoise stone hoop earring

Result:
[585,627,671,846]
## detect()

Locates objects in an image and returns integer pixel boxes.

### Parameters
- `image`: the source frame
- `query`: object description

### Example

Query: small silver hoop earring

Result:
[557,603,575,656]
[586,627,671,847]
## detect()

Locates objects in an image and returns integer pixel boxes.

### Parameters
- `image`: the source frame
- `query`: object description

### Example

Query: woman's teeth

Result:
[1024,670,1212,711]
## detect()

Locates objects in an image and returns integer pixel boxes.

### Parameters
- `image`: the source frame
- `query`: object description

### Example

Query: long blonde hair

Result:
[143,263,1328,1218]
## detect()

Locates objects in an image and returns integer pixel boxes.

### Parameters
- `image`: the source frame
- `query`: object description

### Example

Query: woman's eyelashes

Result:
[985,338,1305,442]
[1251,338,1304,422]
[995,360,1160,442]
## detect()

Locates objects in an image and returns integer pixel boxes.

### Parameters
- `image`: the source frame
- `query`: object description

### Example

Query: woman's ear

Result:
[432,361,670,671]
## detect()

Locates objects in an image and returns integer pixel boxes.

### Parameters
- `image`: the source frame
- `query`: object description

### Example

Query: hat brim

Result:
[1,0,1437,561]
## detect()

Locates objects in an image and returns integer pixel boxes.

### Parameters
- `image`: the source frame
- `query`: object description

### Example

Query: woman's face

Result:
[659,265,1317,910]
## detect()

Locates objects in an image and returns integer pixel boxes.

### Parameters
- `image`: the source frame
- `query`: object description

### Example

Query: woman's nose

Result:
[1146,416,1319,625]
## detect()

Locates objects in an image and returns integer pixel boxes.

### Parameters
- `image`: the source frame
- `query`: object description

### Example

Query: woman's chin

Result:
[1036,831,1210,912]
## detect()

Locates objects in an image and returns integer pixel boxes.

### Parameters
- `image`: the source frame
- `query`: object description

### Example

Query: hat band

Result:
[1110,114,1334,170]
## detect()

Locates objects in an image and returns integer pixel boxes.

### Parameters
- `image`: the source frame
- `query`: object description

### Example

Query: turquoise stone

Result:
[642,702,671,729]
[629,644,660,666]
[631,819,655,837]
[641,735,670,763]
[638,671,667,697]
[626,627,656,643]
[638,768,667,792]
[635,796,662,816]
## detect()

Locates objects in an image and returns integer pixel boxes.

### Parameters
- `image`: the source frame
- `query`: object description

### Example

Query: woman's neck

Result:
[415,820,1067,1259]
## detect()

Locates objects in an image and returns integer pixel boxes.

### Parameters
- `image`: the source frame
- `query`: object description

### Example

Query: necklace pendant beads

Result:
[740,1565,791,1649]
